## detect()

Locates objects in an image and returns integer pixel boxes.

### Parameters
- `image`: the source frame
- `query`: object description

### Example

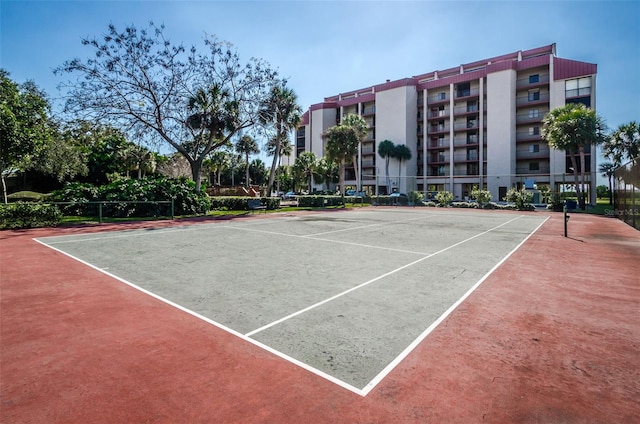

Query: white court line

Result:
[244,215,525,338]
[32,237,366,396]
[33,213,548,397]
[302,214,436,238]
[360,214,550,396]
[225,225,431,256]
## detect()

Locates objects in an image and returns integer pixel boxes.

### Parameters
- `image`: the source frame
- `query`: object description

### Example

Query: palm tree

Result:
[393,144,412,192]
[598,161,616,205]
[260,83,302,196]
[323,124,360,199]
[378,139,395,193]
[340,114,368,191]
[185,84,239,191]
[542,103,606,209]
[316,157,339,192]
[293,152,317,193]
[602,121,639,166]
[236,134,260,188]
[205,149,231,185]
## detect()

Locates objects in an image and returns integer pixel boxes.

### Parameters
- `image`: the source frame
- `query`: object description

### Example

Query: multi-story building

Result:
[296,44,597,202]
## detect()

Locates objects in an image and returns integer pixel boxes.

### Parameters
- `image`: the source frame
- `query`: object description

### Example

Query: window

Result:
[529,162,540,171]
[529,144,540,153]
[467,163,479,175]
[467,101,478,112]
[529,74,540,84]
[528,109,540,119]
[529,126,540,136]
[467,148,478,160]
[467,117,477,128]
[566,77,591,98]
[467,133,478,144]
[457,83,471,98]
[528,90,540,101]
[438,92,446,100]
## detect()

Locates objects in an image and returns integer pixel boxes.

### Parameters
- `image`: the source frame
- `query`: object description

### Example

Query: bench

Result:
[248,199,267,214]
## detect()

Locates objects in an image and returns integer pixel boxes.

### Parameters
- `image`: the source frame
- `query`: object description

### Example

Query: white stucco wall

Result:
[486,69,517,200]
[375,85,418,193]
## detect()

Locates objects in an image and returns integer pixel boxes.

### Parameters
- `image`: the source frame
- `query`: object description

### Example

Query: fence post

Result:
[99,202,103,223]
[171,199,174,219]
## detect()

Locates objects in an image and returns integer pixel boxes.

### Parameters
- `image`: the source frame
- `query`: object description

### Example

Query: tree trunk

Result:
[191,157,204,192]
[579,146,587,210]
[245,153,250,189]
[1,175,7,204]
[569,153,581,208]
[339,159,345,207]
[352,155,359,193]
[385,157,390,194]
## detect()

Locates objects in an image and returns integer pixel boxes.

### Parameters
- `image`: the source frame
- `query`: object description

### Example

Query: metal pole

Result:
[99,202,103,223]
[171,199,175,219]
[563,201,569,238]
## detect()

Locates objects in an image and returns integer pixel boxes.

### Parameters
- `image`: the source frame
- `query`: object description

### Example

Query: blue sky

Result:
[2,0,639,161]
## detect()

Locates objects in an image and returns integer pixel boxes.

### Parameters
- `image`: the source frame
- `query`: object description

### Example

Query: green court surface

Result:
[37,208,548,395]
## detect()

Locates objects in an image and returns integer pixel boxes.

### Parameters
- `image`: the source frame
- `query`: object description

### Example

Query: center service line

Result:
[244,215,524,338]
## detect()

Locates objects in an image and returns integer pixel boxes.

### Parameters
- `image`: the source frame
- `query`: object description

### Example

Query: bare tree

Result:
[56,23,279,191]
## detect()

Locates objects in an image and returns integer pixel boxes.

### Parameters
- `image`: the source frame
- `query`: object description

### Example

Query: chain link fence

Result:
[613,159,640,230]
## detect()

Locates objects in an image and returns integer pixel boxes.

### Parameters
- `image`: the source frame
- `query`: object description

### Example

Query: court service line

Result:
[302,214,438,238]
[359,214,550,396]
[223,225,431,256]
[244,215,525,338]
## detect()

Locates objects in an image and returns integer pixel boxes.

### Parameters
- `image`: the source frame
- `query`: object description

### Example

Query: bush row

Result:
[210,196,280,211]
[50,176,211,217]
[0,202,62,229]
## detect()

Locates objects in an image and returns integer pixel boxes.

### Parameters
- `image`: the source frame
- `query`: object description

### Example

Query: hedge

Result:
[0,202,62,229]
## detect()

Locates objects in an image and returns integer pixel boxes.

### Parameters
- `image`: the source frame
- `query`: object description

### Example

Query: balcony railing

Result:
[455,88,480,99]
[516,92,550,106]
[430,155,448,163]
[428,109,449,119]
[428,125,449,134]
[516,166,551,175]
[516,74,550,88]
[427,93,449,104]
[454,121,479,131]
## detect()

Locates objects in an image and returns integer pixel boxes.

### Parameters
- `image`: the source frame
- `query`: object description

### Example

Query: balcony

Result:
[427,93,449,104]
[516,111,545,124]
[455,88,480,99]
[516,131,543,142]
[453,121,479,132]
[429,155,448,164]
[428,125,449,134]
[362,106,376,116]
[516,165,551,175]
[516,92,550,106]
[428,139,448,149]
[516,74,550,89]
[515,149,550,160]
[428,109,449,120]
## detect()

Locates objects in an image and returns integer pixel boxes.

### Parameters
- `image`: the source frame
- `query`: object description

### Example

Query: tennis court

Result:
[35,208,548,395]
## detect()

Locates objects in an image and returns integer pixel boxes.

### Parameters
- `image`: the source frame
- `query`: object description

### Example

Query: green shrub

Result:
[470,186,492,207]
[298,195,345,207]
[6,191,48,202]
[210,197,281,211]
[503,188,534,211]
[0,202,62,229]
[409,191,424,205]
[435,191,454,207]
[50,176,211,217]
